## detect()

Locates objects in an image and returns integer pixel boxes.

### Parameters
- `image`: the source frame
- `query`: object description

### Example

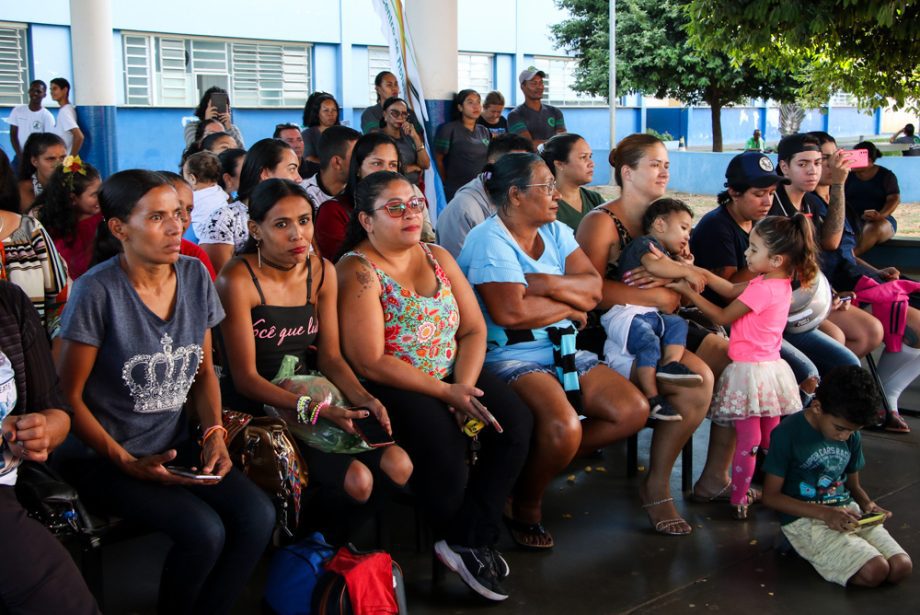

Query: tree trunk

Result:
[710,100,724,152]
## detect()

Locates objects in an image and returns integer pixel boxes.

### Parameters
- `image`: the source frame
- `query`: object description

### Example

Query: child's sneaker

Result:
[656,361,704,387]
[647,395,683,422]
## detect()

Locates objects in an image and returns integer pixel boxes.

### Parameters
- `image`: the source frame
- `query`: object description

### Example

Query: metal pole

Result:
[609,0,616,172]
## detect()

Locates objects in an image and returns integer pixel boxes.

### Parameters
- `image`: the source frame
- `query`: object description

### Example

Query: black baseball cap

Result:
[724,152,790,188]
[777,133,821,163]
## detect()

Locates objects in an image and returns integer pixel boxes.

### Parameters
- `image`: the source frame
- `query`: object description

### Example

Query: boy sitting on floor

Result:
[763,365,913,587]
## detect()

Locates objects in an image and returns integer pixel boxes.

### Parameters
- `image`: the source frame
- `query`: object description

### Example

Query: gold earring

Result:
[256,238,262,268]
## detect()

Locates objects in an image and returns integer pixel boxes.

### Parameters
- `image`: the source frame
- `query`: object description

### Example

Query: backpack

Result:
[223,409,309,538]
[263,532,335,615]
[313,545,408,615]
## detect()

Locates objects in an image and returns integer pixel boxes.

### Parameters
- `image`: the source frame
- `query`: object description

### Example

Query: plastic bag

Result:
[269,355,372,455]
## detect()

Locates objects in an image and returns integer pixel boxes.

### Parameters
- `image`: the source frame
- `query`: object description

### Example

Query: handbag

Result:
[222,409,309,538]
[14,460,96,539]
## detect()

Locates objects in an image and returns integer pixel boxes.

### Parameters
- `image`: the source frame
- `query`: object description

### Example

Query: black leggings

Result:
[62,439,275,615]
[0,487,100,614]
[366,370,532,548]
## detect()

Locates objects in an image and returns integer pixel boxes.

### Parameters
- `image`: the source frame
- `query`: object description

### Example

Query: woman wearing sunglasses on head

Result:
[336,171,532,602]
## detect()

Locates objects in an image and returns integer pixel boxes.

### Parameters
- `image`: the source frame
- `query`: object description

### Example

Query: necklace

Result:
[261,255,296,271]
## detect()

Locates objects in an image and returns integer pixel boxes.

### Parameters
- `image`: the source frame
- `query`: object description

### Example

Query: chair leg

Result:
[681,440,693,494]
[626,433,638,477]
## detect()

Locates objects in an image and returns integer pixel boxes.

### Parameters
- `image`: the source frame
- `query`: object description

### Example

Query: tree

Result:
[687,1,920,113]
[551,0,800,151]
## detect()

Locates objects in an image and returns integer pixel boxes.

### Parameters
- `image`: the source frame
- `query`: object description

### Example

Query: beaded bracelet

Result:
[296,395,313,424]
[310,394,332,425]
[201,425,228,445]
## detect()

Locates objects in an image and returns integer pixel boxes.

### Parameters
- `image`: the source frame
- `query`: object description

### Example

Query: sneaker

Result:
[648,395,683,422]
[434,540,509,601]
[490,547,510,579]
[656,362,704,387]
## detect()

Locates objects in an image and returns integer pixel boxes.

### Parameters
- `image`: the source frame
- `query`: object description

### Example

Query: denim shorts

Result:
[485,350,602,384]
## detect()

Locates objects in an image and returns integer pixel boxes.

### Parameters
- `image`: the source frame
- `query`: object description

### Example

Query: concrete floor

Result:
[92,410,918,615]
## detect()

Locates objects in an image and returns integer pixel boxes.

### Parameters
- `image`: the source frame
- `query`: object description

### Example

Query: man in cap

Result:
[506,66,566,146]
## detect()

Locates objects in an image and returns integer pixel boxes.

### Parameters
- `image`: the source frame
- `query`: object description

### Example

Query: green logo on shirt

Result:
[548,118,556,128]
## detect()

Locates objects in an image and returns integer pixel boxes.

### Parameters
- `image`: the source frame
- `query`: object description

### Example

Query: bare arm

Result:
[185,329,232,476]
[576,209,680,312]
[762,473,859,529]
[523,248,602,312]
[434,151,447,180]
[69,127,85,155]
[878,192,900,218]
[668,279,751,326]
[202,243,233,275]
[820,183,846,250]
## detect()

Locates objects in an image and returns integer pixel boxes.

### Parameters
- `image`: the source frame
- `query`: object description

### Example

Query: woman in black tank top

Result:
[216,179,412,505]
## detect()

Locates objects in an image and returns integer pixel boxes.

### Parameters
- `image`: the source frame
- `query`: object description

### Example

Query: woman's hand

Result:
[622,266,671,289]
[831,291,854,312]
[443,383,503,433]
[666,279,694,296]
[351,396,392,435]
[403,121,418,141]
[117,449,206,486]
[825,149,852,185]
[217,107,232,130]
[568,308,588,330]
[322,405,370,436]
[2,413,51,462]
[204,100,218,121]
[200,435,233,478]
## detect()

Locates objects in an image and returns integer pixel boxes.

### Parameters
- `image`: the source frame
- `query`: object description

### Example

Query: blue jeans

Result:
[626,312,689,369]
[784,327,860,375]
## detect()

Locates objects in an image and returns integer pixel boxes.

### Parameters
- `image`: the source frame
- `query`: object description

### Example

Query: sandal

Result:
[884,412,911,433]
[690,482,762,504]
[503,515,555,550]
[642,497,692,536]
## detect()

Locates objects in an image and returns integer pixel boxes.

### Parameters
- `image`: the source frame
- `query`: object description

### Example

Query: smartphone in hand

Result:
[856,511,885,527]
[352,415,395,448]
[210,92,229,114]
[165,466,222,482]
[839,148,869,169]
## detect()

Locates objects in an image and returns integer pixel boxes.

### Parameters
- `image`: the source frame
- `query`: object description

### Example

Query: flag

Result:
[371,0,446,220]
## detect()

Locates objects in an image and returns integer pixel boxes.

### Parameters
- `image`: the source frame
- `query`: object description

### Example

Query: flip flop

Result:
[503,515,555,550]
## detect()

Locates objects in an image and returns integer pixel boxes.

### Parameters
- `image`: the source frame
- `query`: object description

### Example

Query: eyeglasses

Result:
[375,197,427,218]
[387,110,409,119]
[524,179,558,195]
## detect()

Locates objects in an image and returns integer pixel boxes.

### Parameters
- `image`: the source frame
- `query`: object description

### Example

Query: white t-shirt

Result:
[7,105,55,150]
[55,104,79,153]
[191,185,230,238]
[0,350,20,486]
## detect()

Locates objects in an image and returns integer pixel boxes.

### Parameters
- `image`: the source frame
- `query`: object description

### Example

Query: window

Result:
[121,32,311,107]
[532,56,606,107]
[0,24,29,106]
[458,53,493,93]
[367,46,391,106]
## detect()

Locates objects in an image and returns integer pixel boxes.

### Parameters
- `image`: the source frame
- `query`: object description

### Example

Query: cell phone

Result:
[352,415,394,448]
[209,92,229,114]
[857,511,885,527]
[165,466,222,481]
[838,295,853,303]
[839,148,869,169]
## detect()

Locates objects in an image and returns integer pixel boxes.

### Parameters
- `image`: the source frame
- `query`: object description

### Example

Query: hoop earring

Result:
[256,238,262,268]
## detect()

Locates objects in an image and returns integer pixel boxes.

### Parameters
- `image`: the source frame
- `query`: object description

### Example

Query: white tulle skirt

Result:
[710,359,802,422]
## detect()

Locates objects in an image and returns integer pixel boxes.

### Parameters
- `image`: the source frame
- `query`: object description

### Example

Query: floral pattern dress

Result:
[198,201,249,252]
[343,243,459,380]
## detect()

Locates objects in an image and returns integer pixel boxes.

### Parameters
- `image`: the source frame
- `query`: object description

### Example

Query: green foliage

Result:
[551,0,800,150]
[645,128,674,142]
[686,0,920,112]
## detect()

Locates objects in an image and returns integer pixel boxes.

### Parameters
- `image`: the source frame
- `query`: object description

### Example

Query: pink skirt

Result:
[710,359,802,422]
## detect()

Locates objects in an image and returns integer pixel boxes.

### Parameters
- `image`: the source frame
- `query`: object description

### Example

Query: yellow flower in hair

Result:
[62,155,86,176]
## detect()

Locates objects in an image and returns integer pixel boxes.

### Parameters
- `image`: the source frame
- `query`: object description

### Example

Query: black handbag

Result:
[14,460,96,539]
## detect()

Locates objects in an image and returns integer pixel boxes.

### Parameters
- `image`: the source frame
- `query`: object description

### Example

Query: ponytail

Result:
[752,214,819,287]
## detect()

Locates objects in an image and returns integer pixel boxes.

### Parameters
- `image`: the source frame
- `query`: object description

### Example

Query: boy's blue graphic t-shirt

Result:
[762,410,865,525]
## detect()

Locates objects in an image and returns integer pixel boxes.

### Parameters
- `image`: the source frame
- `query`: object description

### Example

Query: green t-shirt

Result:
[745,137,765,151]
[556,187,606,233]
[762,411,865,525]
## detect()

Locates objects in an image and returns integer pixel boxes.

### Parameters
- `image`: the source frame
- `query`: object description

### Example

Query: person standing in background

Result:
[7,81,55,170]
[50,78,84,156]
[745,129,765,152]
[478,91,509,137]
[507,68,565,146]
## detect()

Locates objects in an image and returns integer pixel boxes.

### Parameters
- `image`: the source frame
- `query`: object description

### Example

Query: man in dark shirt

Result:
[506,67,565,145]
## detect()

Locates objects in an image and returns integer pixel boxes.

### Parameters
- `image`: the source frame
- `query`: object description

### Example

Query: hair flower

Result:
[62,155,87,176]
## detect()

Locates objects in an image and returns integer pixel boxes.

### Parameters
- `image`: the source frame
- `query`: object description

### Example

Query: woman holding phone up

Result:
[56,170,274,615]
[337,171,532,602]
[184,86,245,148]
[216,178,412,505]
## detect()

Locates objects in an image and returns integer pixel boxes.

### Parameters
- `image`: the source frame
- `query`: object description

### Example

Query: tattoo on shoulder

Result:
[355,267,372,298]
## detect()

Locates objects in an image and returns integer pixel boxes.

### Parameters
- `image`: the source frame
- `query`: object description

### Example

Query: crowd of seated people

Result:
[0,77,915,612]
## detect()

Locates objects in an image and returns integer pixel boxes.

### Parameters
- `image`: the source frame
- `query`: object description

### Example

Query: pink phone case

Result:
[840,149,869,169]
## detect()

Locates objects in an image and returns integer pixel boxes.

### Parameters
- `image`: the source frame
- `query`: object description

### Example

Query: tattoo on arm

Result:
[823,184,845,239]
[355,267,371,299]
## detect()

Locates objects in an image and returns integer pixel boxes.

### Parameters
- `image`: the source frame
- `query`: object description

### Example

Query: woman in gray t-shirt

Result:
[57,170,274,614]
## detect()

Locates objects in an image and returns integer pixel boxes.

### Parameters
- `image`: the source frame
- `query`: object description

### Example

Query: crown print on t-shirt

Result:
[122,333,202,413]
